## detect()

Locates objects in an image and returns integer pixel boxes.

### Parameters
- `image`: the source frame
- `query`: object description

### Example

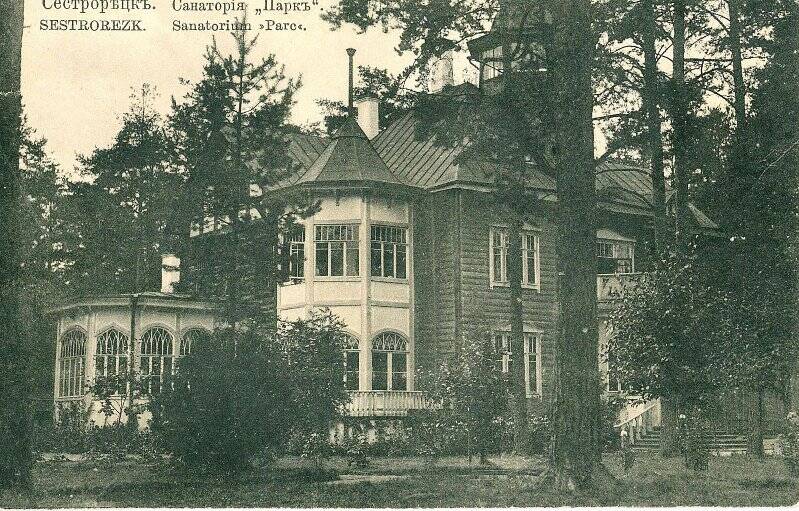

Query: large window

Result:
[95,328,129,381]
[596,239,634,274]
[343,334,360,391]
[139,327,174,395]
[288,230,305,281]
[490,227,540,288]
[59,329,86,398]
[179,328,210,357]
[370,225,407,279]
[371,332,408,391]
[315,225,360,277]
[494,332,542,397]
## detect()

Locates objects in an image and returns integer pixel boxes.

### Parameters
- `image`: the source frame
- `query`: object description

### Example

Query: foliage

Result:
[280,310,350,467]
[149,325,293,475]
[778,412,799,477]
[57,85,179,295]
[609,251,731,407]
[169,25,312,325]
[151,311,349,475]
[414,331,512,461]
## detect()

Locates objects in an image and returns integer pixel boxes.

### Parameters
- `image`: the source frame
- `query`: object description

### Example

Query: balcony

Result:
[597,273,643,302]
[345,390,430,417]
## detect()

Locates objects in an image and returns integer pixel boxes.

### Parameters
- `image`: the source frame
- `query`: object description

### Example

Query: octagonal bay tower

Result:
[274,115,428,420]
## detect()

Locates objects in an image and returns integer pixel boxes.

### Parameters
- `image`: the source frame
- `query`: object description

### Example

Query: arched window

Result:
[343,334,360,391]
[95,328,129,379]
[371,332,408,391]
[140,327,174,395]
[180,328,211,357]
[59,330,86,398]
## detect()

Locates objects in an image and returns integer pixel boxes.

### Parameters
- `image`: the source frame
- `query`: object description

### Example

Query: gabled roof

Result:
[294,117,404,187]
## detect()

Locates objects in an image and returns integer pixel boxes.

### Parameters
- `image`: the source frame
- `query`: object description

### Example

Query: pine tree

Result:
[0,0,32,490]
[170,26,307,326]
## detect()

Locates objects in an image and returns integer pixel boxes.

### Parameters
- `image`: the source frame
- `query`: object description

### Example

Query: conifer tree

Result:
[0,0,31,490]
[170,25,307,326]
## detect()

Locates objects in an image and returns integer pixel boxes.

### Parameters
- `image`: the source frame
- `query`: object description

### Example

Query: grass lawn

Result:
[2,452,798,507]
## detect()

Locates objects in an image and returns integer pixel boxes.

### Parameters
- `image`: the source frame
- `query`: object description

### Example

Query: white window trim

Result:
[370,224,409,281]
[495,331,543,398]
[314,223,361,279]
[489,225,541,291]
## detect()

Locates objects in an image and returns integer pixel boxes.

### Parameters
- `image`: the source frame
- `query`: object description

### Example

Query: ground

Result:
[2,453,798,507]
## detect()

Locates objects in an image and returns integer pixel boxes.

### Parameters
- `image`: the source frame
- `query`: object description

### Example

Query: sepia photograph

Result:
[0,0,797,506]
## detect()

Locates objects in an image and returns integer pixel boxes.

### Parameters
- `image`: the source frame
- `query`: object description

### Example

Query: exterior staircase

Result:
[631,426,749,455]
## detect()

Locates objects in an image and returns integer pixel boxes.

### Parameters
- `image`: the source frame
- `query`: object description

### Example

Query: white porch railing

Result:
[597,273,643,302]
[614,398,661,445]
[345,390,429,417]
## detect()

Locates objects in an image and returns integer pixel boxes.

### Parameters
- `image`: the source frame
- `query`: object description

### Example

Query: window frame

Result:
[494,331,543,398]
[288,229,306,282]
[314,223,361,279]
[342,334,360,391]
[94,328,130,394]
[370,332,409,392]
[370,224,408,281]
[139,327,175,395]
[58,329,87,399]
[596,237,635,275]
[489,225,541,290]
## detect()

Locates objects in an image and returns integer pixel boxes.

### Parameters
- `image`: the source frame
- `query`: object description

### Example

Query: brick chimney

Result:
[161,254,180,294]
[355,95,380,139]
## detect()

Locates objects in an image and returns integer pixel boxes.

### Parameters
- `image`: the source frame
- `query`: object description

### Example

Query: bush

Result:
[779,412,799,476]
[150,311,350,475]
[149,325,294,475]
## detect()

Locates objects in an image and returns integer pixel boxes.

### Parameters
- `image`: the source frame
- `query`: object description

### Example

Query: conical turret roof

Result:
[295,117,403,186]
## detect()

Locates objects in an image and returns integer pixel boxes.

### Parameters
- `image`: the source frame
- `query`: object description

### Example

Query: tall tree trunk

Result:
[640,10,679,458]
[501,23,529,454]
[0,0,32,490]
[671,0,690,249]
[746,388,765,458]
[549,0,604,490]
[641,0,667,253]
[659,397,680,456]
[508,214,529,453]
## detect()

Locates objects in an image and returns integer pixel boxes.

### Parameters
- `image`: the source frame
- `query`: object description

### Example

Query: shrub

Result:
[281,310,350,468]
[149,325,294,475]
[779,412,799,476]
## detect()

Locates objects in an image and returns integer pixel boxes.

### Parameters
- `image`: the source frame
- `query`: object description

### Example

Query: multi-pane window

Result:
[490,227,540,287]
[343,334,360,391]
[371,332,408,391]
[95,329,129,383]
[596,239,634,274]
[59,330,86,398]
[179,328,210,357]
[315,225,360,277]
[370,225,407,279]
[482,47,504,80]
[494,332,542,397]
[288,230,305,281]
[139,327,174,395]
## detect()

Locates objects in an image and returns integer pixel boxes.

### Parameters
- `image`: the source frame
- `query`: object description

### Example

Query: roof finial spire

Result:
[346,48,356,115]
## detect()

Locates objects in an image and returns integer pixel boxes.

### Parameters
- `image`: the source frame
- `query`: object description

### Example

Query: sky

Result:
[21,0,421,175]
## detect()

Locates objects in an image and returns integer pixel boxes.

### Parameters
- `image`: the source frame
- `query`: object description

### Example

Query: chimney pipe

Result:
[346,48,356,115]
[161,254,181,294]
